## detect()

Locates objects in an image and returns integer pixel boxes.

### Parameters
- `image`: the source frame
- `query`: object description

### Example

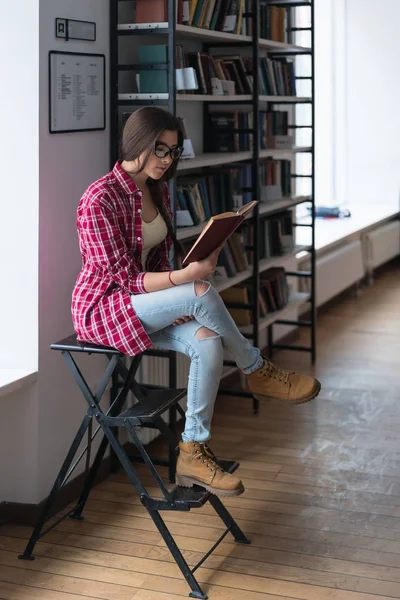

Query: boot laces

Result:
[260,359,291,384]
[192,443,221,472]
[202,443,218,461]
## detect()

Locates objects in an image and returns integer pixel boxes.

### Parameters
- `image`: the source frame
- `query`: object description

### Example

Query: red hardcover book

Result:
[182,200,257,265]
[135,0,167,23]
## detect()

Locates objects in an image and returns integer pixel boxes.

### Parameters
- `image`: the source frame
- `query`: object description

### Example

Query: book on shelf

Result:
[135,0,167,23]
[220,270,290,327]
[244,211,294,263]
[182,200,257,265]
[260,159,291,200]
[259,57,296,96]
[134,0,291,42]
[137,45,168,93]
[219,285,252,326]
[179,0,246,35]
[260,4,293,44]
[172,48,296,98]
[176,50,252,96]
[206,108,295,153]
[260,110,293,150]
[260,268,290,312]
[219,283,269,326]
[176,166,253,227]
[206,110,253,152]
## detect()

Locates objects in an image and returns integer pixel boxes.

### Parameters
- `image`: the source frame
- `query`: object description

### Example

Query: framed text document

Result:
[49,51,106,133]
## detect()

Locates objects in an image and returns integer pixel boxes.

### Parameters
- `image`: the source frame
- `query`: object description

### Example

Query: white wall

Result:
[0,1,40,503]
[0,1,39,372]
[37,0,110,501]
[346,0,400,209]
[0,0,110,505]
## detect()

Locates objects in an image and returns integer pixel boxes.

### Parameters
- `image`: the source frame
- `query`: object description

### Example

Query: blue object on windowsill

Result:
[308,206,351,219]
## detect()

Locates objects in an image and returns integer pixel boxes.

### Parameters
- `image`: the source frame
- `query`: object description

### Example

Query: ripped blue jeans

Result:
[131,281,263,443]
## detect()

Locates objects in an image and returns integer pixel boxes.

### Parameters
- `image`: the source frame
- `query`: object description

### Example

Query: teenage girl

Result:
[72,107,320,497]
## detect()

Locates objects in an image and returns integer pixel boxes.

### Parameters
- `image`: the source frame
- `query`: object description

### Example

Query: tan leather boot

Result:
[246,357,321,404]
[175,441,244,497]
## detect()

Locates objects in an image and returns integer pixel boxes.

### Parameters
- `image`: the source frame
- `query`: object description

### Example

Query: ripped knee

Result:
[195,326,219,340]
[194,280,210,297]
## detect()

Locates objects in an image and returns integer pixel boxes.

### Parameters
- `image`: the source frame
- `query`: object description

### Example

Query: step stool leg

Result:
[168,352,178,484]
[168,406,177,483]
[19,413,93,560]
[70,432,110,519]
[153,414,179,484]
[150,509,208,599]
[208,495,251,545]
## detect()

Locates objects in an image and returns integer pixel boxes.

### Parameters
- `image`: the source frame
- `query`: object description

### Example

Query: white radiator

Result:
[363,220,400,272]
[300,239,365,307]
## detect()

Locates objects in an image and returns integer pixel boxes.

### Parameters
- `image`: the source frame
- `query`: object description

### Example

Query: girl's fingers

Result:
[173,316,194,326]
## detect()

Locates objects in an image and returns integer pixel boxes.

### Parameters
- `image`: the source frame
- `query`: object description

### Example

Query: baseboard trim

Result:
[0,455,114,528]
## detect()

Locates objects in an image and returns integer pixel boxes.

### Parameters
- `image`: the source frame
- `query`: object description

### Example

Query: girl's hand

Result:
[172,315,195,326]
[184,246,223,281]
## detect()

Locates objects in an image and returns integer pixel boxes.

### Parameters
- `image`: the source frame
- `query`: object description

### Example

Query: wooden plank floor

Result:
[2,263,400,600]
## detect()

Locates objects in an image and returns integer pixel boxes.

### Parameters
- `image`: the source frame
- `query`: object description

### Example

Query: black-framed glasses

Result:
[154,141,183,161]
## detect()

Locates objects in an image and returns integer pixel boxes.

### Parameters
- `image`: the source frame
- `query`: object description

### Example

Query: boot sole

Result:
[175,475,245,497]
[253,379,321,405]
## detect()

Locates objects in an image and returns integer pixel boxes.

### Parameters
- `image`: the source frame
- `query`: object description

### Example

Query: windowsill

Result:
[0,370,38,397]
[296,204,399,253]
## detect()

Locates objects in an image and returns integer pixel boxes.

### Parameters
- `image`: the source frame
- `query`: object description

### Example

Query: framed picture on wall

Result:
[49,50,106,134]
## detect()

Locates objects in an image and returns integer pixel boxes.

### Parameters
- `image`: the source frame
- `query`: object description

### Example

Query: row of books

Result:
[260,4,293,44]
[261,110,290,139]
[206,111,253,152]
[176,160,291,228]
[206,110,292,152]
[176,50,252,95]
[219,268,290,326]
[176,166,253,226]
[260,159,292,198]
[176,49,296,96]
[243,210,294,261]
[178,0,246,34]
[260,57,296,97]
[182,212,294,284]
[134,0,296,47]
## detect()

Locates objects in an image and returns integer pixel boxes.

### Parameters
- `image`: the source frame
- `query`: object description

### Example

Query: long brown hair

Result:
[120,107,184,261]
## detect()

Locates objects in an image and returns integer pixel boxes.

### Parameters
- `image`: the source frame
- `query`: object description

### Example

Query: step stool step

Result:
[141,460,239,510]
[105,388,187,425]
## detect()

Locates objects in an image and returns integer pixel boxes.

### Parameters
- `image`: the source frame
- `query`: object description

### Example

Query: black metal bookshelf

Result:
[110,0,316,414]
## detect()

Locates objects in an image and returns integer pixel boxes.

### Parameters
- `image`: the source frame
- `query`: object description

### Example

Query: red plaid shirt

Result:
[72,161,173,355]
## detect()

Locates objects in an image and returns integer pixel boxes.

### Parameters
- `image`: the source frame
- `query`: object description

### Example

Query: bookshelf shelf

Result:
[258,195,312,216]
[118,93,311,105]
[177,151,252,172]
[118,24,310,53]
[177,196,312,242]
[118,22,253,43]
[176,23,252,43]
[270,0,311,6]
[214,245,311,294]
[259,95,312,103]
[176,149,311,174]
[239,292,311,336]
[259,147,312,158]
[258,38,310,52]
[177,94,253,102]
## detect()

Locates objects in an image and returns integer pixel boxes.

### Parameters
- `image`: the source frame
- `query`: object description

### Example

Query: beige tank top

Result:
[141,212,168,268]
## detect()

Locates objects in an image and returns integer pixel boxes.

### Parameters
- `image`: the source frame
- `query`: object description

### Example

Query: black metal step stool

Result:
[18,334,250,599]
